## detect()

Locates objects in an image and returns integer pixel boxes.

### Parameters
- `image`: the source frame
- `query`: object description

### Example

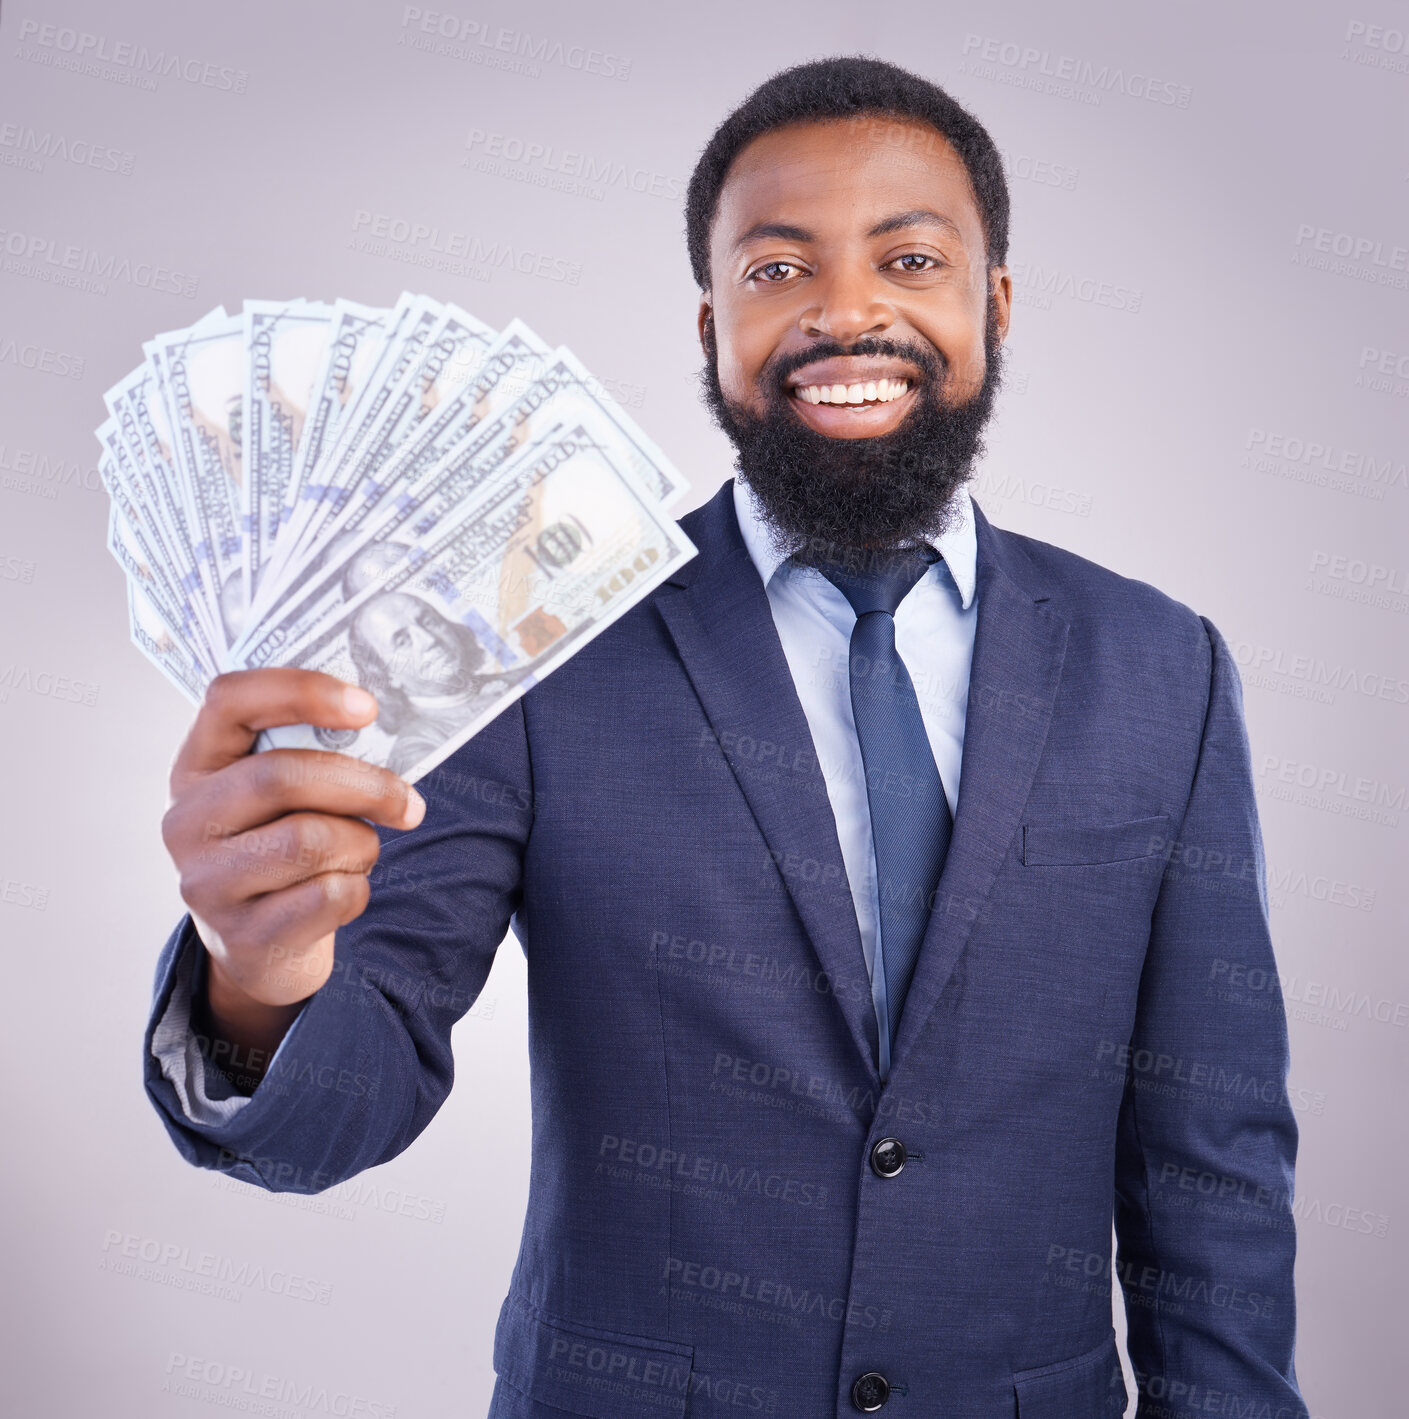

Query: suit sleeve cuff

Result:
[150,922,307,1126]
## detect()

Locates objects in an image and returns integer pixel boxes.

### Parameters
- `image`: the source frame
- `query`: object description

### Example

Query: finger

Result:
[180,812,382,914]
[171,669,379,793]
[220,871,372,981]
[167,747,423,845]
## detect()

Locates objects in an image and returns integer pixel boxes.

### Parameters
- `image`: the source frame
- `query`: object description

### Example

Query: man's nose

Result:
[407,623,438,654]
[800,264,893,345]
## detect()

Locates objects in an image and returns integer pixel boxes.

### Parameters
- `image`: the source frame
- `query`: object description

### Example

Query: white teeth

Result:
[793,378,911,406]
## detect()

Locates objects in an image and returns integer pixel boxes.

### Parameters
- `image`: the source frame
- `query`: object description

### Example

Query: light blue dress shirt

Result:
[154,478,980,1118]
[730,477,979,1079]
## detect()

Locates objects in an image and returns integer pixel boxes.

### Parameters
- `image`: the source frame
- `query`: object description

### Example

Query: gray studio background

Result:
[2,1,1405,1414]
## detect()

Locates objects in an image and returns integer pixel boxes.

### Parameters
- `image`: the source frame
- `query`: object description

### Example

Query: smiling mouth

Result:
[791,377,912,407]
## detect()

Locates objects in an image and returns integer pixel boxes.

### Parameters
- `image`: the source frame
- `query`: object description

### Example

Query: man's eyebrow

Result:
[732,221,814,253]
[866,208,964,242]
[732,209,965,254]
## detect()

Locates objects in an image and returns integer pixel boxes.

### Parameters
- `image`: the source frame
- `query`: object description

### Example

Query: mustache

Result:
[695,310,1004,564]
[760,336,947,397]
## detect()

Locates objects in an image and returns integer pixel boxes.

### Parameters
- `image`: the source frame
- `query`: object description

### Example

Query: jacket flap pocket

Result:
[494,1291,695,1419]
[1014,1331,1127,1417]
[1022,813,1171,866]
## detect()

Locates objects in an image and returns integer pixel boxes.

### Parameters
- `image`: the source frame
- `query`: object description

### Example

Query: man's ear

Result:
[988,265,1012,345]
[697,297,714,356]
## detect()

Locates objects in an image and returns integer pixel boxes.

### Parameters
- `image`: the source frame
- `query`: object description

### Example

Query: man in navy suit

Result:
[149,58,1307,1419]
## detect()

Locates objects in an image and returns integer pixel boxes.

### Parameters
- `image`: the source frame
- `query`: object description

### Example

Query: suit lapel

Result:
[655,483,1070,1087]
[886,499,1070,1081]
[655,482,881,1079]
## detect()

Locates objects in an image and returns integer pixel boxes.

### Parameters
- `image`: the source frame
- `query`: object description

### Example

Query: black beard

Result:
[698,303,1003,569]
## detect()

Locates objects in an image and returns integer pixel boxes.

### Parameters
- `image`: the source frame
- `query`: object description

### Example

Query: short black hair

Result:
[685,56,1010,292]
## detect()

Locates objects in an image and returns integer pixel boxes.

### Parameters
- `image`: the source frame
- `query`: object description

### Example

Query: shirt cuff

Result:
[150,927,305,1126]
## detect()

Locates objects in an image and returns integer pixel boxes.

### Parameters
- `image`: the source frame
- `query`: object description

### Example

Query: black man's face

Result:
[697,114,1012,560]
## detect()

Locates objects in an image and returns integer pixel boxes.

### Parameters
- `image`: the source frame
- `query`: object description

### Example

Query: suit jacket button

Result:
[851,1371,891,1411]
[870,1137,907,1178]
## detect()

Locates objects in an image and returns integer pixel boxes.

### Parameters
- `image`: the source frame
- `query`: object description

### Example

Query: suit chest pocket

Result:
[1021,813,1172,867]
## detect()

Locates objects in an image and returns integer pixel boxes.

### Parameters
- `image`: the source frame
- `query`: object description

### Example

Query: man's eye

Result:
[889,253,939,273]
[751,261,802,283]
[393,630,409,649]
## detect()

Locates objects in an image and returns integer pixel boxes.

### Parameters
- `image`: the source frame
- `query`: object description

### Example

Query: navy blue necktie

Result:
[815,545,954,1067]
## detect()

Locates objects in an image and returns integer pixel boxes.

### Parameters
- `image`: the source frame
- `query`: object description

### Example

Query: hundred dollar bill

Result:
[98,433,219,673]
[273,293,447,572]
[329,328,682,530]
[144,309,248,647]
[236,406,578,671]
[310,309,695,559]
[104,352,227,659]
[434,342,685,506]
[312,318,555,539]
[127,577,208,705]
[106,492,215,700]
[279,299,498,578]
[234,378,687,667]
[242,298,333,605]
[105,498,208,680]
[231,319,555,658]
[254,296,401,612]
[253,419,697,782]
[97,293,698,728]
[96,415,212,657]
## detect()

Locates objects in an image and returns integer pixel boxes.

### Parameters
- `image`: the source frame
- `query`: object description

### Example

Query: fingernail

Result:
[404,787,426,828]
[343,685,377,717]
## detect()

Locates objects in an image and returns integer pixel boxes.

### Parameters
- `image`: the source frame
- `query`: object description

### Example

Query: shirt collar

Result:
[732,475,977,610]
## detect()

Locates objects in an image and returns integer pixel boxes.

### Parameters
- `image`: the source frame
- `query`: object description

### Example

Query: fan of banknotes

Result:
[96,293,696,782]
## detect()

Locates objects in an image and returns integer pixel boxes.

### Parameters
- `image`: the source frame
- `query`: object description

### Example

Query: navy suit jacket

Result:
[145,479,1306,1419]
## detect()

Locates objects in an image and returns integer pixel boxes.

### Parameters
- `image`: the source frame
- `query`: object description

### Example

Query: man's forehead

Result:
[726,117,967,188]
[715,116,977,238]
[361,593,415,629]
